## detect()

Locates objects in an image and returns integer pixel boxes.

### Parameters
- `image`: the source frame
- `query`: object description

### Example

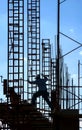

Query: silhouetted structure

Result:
[0,0,81,130]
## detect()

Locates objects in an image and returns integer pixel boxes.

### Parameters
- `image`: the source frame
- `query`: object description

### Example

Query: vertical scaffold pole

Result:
[27,0,40,108]
[56,0,60,107]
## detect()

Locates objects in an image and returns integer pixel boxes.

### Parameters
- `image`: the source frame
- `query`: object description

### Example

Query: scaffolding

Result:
[27,0,40,107]
[0,0,82,129]
[42,39,52,117]
[51,58,56,90]
[8,0,24,102]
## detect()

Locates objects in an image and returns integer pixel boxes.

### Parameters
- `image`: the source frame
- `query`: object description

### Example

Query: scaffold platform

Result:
[0,102,52,130]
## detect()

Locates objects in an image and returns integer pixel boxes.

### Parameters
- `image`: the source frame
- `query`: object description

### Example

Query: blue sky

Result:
[59,0,82,85]
[40,0,82,86]
[0,0,82,99]
[0,0,7,77]
[0,0,7,99]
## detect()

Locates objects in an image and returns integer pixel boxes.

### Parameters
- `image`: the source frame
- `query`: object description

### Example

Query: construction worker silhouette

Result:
[27,74,54,110]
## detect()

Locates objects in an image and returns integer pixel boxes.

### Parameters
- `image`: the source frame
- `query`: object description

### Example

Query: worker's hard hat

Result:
[35,74,40,79]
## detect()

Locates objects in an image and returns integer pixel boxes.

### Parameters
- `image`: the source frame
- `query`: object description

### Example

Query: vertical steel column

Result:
[56,0,60,108]
[8,0,24,102]
[78,60,81,113]
[42,39,51,117]
[27,0,40,106]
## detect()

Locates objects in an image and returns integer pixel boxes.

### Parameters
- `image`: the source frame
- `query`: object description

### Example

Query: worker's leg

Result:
[32,91,42,106]
[42,91,54,110]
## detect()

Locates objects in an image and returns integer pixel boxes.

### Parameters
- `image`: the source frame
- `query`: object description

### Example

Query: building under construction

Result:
[0,0,82,130]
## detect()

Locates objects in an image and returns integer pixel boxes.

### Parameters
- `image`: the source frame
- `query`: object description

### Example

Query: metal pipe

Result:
[56,0,60,107]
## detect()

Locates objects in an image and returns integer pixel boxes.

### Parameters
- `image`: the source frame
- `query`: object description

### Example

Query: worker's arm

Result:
[41,74,48,80]
[27,79,37,84]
